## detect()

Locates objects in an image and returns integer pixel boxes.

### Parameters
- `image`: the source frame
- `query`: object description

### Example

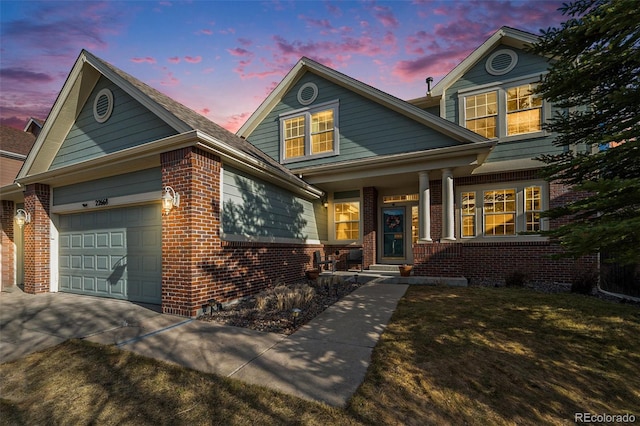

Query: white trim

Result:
[458,77,546,140]
[238,56,488,144]
[297,82,318,105]
[280,100,340,164]
[328,194,362,245]
[456,180,549,241]
[485,49,518,76]
[51,191,159,214]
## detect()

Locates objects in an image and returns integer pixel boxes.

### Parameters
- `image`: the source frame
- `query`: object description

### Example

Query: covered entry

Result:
[58,204,161,304]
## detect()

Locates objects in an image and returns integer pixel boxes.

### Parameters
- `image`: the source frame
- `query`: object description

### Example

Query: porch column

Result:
[418,171,432,242]
[442,168,455,241]
[362,186,378,268]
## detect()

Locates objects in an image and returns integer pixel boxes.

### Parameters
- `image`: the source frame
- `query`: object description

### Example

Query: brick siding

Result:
[23,183,50,293]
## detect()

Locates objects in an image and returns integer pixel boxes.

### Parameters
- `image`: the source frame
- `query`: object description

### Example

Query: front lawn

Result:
[1,286,638,425]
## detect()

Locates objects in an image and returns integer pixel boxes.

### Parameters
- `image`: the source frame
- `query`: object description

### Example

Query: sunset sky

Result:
[0,0,567,133]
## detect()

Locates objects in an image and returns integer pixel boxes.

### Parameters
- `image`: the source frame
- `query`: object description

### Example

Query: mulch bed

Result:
[198,275,365,335]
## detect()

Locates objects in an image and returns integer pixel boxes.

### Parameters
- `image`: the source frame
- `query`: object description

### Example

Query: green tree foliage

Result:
[531,0,640,265]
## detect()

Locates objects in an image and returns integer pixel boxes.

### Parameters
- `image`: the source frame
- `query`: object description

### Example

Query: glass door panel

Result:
[382,207,405,259]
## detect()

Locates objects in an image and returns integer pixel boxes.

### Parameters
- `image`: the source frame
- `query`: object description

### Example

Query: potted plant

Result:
[305,269,320,280]
[399,264,413,277]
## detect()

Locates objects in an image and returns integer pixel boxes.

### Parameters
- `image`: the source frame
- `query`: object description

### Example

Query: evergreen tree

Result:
[531,0,640,265]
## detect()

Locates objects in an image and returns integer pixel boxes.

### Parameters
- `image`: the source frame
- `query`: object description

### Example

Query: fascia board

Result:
[292,140,496,177]
[82,51,192,134]
[431,27,539,98]
[301,58,487,143]
[15,131,199,187]
[237,61,306,138]
[18,51,90,179]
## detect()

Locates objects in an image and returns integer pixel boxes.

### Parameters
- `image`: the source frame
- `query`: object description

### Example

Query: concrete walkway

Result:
[0,278,407,407]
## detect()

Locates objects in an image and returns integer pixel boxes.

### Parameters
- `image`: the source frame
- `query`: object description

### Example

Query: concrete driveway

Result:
[1,278,407,407]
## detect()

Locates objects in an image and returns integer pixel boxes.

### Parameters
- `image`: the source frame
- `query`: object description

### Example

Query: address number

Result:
[95,198,109,206]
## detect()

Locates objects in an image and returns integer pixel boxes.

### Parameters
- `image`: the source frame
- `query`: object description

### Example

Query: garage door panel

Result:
[59,205,161,304]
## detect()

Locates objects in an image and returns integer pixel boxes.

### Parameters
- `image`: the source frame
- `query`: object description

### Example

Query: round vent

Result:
[93,88,114,123]
[297,82,318,105]
[485,49,518,76]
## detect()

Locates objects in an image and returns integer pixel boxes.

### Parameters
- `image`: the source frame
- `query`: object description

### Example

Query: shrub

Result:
[254,284,315,312]
[571,269,598,295]
[505,271,527,288]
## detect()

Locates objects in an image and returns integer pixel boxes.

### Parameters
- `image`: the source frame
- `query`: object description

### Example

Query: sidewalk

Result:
[1,279,407,407]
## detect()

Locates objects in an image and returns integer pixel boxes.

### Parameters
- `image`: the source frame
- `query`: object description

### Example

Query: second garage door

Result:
[58,204,162,304]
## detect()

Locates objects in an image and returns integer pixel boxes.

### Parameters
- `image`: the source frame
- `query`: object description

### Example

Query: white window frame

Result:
[328,193,361,244]
[456,181,549,241]
[458,74,549,143]
[279,100,339,164]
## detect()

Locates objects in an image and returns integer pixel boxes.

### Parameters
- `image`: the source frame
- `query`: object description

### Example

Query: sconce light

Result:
[321,194,328,208]
[162,186,180,215]
[14,209,30,228]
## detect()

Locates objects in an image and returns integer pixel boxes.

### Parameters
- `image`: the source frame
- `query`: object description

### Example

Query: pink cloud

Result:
[200,29,213,35]
[237,38,252,47]
[222,111,251,133]
[159,69,179,86]
[199,108,211,116]
[0,68,55,83]
[131,56,156,64]
[168,57,180,64]
[299,15,333,30]
[184,56,202,63]
[227,47,251,57]
[372,5,398,28]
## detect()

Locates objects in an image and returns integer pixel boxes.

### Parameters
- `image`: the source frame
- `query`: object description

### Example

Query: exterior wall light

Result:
[162,186,180,215]
[14,209,31,228]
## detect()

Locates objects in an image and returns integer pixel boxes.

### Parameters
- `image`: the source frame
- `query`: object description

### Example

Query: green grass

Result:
[2,287,639,425]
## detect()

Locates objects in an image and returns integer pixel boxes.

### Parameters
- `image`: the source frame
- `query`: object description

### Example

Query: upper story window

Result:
[460,80,544,141]
[280,101,339,163]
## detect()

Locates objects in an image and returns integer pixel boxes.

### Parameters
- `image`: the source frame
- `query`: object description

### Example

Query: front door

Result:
[382,207,405,260]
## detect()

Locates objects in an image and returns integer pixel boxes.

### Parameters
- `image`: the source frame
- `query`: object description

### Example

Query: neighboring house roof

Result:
[237,56,488,144]
[15,50,321,199]
[0,125,36,157]
[23,117,44,137]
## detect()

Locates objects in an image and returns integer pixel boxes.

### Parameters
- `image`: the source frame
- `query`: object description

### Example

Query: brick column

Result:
[161,147,222,317]
[362,186,378,268]
[23,183,51,293]
[1,200,16,290]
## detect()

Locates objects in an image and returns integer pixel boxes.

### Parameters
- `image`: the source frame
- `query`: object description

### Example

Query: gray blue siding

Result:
[248,73,462,168]
[50,77,177,170]
[53,168,161,205]
[222,166,326,242]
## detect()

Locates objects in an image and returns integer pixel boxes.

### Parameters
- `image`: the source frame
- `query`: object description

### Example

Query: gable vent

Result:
[297,82,318,106]
[485,49,518,76]
[93,88,114,123]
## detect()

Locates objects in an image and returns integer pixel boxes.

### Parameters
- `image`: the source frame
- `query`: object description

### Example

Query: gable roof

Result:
[237,56,487,144]
[429,26,540,98]
[0,125,36,157]
[15,50,320,199]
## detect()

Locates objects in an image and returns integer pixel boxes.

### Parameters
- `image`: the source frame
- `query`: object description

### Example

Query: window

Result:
[483,189,516,236]
[461,80,544,140]
[507,84,542,135]
[334,202,360,240]
[459,184,546,238]
[525,186,542,232]
[280,101,339,162]
[461,191,476,237]
[465,92,497,138]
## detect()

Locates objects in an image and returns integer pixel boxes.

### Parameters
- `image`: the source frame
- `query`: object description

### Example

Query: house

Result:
[0,124,38,187]
[0,27,596,316]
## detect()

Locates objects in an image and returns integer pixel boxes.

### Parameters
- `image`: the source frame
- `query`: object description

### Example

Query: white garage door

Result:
[58,204,162,304]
